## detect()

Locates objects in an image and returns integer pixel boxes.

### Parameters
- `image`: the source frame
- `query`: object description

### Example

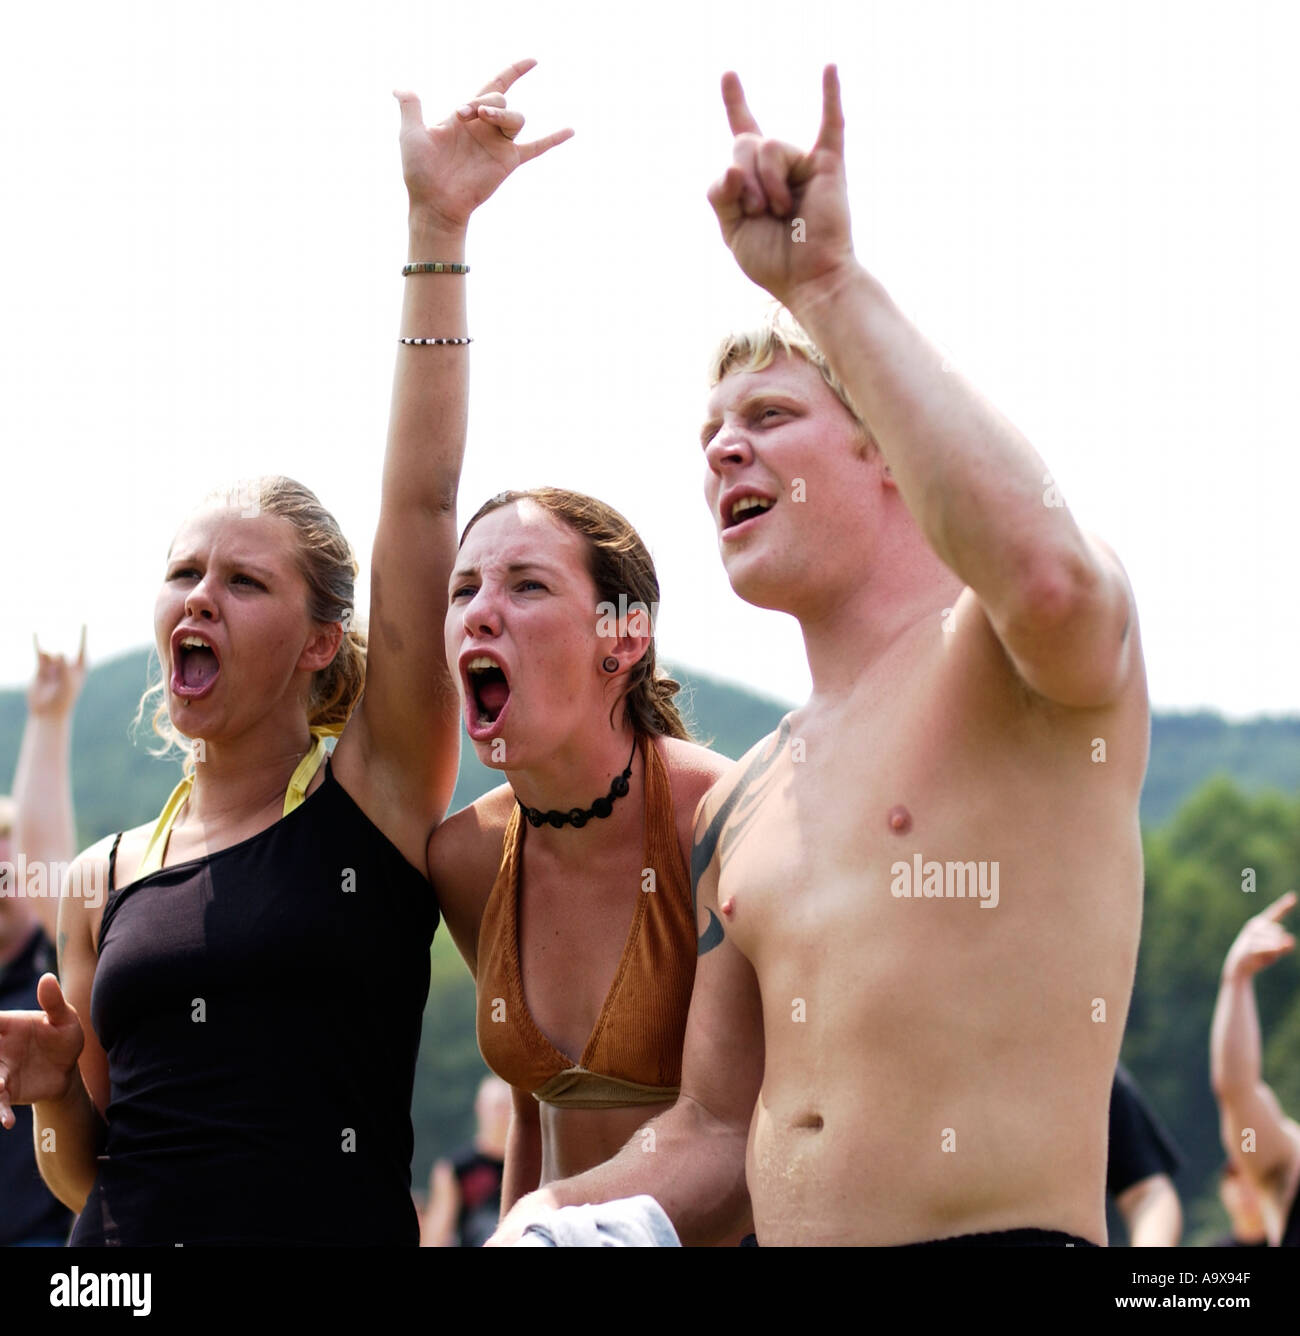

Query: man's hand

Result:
[484,1186,562,1247]
[27,628,87,720]
[394,59,572,234]
[1223,892,1296,983]
[706,65,856,309]
[0,975,86,1130]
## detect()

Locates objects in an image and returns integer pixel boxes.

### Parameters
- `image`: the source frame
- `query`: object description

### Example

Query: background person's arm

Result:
[420,1158,460,1247]
[1210,892,1300,1212]
[11,632,86,943]
[708,67,1135,710]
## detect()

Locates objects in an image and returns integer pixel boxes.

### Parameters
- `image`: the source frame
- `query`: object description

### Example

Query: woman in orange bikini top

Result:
[429,487,732,1213]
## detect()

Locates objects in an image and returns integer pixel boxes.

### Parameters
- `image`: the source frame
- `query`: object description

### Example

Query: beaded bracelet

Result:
[398,336,473,346]
[402,262,469,276]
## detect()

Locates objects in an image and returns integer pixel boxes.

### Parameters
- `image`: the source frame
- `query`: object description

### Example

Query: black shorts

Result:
[739,1228,1096,1247]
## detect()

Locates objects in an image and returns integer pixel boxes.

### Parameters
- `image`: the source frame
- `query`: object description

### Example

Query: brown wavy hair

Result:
[135,476,367,771]
[459,489,692,741]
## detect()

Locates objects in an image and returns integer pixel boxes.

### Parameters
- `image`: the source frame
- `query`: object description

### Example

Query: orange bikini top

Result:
[475,734,697,1110]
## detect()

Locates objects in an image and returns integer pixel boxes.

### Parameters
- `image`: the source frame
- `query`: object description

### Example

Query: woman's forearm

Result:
[32,1066,106,1212]
[383,212,469,516]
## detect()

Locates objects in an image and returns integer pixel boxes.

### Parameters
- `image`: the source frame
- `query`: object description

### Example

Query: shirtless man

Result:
[491,65,1148,1246]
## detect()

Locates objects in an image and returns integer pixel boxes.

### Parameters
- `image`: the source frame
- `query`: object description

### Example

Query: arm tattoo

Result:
[691,718,792,956]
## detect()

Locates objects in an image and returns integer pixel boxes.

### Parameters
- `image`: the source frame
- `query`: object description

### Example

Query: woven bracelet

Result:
[402,262,470,276]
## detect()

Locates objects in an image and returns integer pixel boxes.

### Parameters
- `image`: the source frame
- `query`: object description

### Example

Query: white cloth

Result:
[515,1195,681,1247]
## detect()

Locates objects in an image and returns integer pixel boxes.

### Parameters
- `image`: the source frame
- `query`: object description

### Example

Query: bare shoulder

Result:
[59,822,151,957]
[427,784,515,876]
[426,784,515,972]
[654,736,735,867]
[694,723,790,823]
[657,735,733,807]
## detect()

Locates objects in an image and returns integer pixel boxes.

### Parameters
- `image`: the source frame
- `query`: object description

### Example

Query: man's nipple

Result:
[887,804,912,834]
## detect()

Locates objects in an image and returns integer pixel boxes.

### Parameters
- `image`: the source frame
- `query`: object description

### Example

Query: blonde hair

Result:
[708,307,874,455]
[134,476,366,772]
[0,795,14,838]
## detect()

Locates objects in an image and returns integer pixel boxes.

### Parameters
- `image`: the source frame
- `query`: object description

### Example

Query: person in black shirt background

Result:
[421,1076,510,1247]
[1107,1061,1184,1246]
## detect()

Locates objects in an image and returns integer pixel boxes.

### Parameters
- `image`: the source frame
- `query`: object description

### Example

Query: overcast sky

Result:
[2,0,1295,720]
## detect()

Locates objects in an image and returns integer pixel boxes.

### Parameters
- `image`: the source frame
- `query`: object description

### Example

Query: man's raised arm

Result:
[707,65,1136,709]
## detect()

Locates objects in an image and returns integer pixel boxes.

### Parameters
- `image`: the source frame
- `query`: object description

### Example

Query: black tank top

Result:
[69,759,437,1246]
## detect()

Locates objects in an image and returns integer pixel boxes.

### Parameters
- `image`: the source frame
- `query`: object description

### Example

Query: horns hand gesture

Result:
[707,65,857,311]
[394,59,572,233]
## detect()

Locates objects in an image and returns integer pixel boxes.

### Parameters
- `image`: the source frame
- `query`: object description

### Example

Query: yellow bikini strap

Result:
[283,730,332,815]
[135,729,335,880]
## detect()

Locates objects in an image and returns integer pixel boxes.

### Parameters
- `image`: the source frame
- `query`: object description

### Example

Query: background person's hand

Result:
[394,58,572,233]
[707,65,856,311]
[27,627,87,720]
[1223,891,1296,982]
[0,975,86,1129]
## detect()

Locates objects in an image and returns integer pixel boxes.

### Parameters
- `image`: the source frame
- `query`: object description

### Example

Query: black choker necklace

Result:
[518,737,638,829]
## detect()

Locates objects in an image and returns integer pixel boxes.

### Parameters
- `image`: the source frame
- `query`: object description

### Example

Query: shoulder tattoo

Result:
[690,718,792,956]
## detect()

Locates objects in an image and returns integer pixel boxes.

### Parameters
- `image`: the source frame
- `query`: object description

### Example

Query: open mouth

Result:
[172,633,221,698]
[465,655,511,727]
[723,495,775,530]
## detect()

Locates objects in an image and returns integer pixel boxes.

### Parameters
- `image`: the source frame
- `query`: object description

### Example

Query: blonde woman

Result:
[0,61,568,1246]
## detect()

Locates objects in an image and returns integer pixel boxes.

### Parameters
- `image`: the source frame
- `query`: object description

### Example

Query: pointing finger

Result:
[813,63,845,157]
[476,57,537,98]
[77,624,87,669]
[721,71,762,137]
[516,126,574,164]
